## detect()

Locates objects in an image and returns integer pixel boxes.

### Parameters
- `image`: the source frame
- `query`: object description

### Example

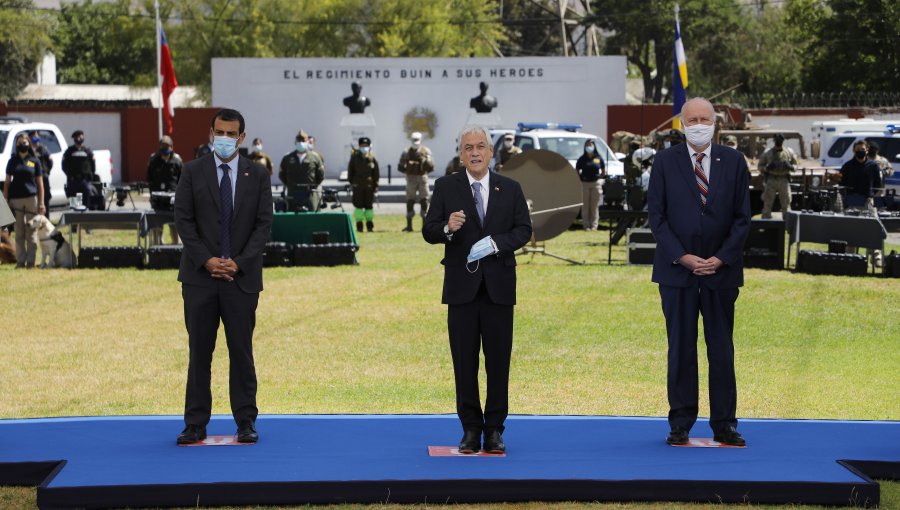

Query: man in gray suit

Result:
[174,108,273,445]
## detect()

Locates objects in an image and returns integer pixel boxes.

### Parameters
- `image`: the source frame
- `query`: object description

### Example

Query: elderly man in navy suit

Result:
[647,98,751,447]
[174,108,273,445]
[423,125,532,454]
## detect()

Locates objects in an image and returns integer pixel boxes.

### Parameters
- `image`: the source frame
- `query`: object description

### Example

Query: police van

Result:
[814,123,900,193]
[491,122,625,176]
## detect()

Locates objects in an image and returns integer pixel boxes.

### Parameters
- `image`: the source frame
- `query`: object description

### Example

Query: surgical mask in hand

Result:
[213,136,238,159]
[467,235,495,263]
[683,123,715,147]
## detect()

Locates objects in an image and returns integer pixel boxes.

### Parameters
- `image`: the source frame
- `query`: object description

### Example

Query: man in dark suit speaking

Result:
[423,125,532,454]
[174,108,273,445]
[647,98,751,447]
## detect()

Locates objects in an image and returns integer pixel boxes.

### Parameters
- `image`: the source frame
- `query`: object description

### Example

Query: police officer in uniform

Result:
[398,131,434,232]
[494,133,521,173]
[147,135,183,192]
[278,129,325,212]
[347,137,380,232]
[30,131,53,212]
[62,130,99,209]
[757,133,798,219]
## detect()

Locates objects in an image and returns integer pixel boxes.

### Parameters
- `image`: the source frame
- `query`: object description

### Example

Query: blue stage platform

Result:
[0,415,897,509]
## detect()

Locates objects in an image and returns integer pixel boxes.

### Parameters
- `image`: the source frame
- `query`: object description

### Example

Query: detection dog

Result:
[27,214,73,268]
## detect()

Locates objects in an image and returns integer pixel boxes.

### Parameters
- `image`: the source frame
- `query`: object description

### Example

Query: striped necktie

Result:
[694,153,708,206]
[219,163,233,258]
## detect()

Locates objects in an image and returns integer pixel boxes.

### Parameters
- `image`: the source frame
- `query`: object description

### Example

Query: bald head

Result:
[681,98,715,120]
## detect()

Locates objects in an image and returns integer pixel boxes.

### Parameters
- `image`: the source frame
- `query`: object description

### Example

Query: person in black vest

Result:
[147,135,183,192]
[29,131,53,212]
[840,140,883,214]
[62,130,99,209]
[576,139,606,231]
[3,133,44,268]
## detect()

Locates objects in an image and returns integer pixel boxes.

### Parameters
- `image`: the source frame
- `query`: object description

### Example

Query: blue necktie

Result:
[219,163,233,259]
[472,181,485,223]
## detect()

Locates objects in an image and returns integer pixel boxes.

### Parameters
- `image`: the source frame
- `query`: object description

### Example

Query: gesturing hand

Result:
[448,210,466,233]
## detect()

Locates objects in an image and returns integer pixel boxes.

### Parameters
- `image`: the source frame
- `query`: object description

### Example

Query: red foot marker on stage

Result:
[179,436,253,447]
[428,446,506,457]
[671,438,747,448]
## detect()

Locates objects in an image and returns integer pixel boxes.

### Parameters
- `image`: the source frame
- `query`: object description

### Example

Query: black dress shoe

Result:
[666,427,689,445]
[714,427,746,446]
[483,430,506,454]
[177,424,207,445]
[237,422,258,444]
[458,430,481,454]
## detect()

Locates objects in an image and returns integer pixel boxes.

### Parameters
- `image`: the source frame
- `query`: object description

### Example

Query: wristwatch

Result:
[443,223,453,239]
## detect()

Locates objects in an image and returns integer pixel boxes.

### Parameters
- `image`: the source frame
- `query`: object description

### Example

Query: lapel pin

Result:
[494,187,500,191]
[243,172,249,176]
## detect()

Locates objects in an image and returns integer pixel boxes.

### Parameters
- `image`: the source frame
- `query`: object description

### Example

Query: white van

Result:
[816,126,900,193]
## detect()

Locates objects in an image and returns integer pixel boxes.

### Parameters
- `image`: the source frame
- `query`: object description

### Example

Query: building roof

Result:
[12,84,206,108]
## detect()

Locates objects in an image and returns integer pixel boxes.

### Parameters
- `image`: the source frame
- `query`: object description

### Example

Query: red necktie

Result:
[694,153,708,206]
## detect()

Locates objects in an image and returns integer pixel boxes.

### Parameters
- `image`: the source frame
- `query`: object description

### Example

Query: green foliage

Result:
[0,0,55,101]
[794,0,900,93]
[52,0,160,86]
[734,2,804,94]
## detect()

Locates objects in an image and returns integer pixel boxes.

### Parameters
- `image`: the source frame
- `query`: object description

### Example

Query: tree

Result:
[594,0,748,103]
[792,0,900,93]
[0,0,56,102]
[733,2,804,96]
[52,0,161,86]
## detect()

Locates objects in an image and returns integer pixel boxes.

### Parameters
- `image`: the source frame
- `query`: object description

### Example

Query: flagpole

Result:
[155,0,163,140]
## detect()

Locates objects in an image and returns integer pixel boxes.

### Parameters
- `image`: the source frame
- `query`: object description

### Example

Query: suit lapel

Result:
[706,145,723,207]
[483,174,500,229]
[675,144,703,207]
[205,155,222,213]
[233,157,250,217]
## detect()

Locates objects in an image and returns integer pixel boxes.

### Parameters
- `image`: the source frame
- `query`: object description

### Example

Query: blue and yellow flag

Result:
[672,4,688,130]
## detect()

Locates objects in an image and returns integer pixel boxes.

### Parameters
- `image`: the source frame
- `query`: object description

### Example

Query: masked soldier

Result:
[147,135,183,192]
[758,133,798,219]
[494,133,522,173]
[347,137,380,233]
[279,129,325,212]
[398,131,434,232]
[248,137,274,175]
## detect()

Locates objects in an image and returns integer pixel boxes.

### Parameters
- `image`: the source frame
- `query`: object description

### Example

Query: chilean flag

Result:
[160,27,177,135]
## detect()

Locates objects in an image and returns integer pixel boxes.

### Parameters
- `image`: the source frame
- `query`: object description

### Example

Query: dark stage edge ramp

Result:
[0,415,897,509]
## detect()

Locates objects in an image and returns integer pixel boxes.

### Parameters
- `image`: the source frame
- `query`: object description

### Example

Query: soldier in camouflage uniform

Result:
[757,133,798,219]
[494,133,522,172]
[347,137,380,232]
[278,129,325,212]
[398,131,434,232]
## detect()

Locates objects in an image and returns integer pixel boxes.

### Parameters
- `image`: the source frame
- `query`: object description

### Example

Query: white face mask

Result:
[683,123,715,148]
[253,144,263,152]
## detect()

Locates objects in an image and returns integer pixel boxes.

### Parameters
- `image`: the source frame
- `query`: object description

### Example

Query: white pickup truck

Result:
[0,118,114,207]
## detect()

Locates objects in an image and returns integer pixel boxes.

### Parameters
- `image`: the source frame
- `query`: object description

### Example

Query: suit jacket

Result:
[175,154,273,294]
[423,170,533,305]
[647,142,750,289]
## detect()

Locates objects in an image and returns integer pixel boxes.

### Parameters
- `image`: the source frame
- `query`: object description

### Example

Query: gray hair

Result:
[457,125,492,152]
[681,97,715,117]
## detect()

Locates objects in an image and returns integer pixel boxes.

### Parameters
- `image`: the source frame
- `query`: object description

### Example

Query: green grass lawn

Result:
[1,214,898,509]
